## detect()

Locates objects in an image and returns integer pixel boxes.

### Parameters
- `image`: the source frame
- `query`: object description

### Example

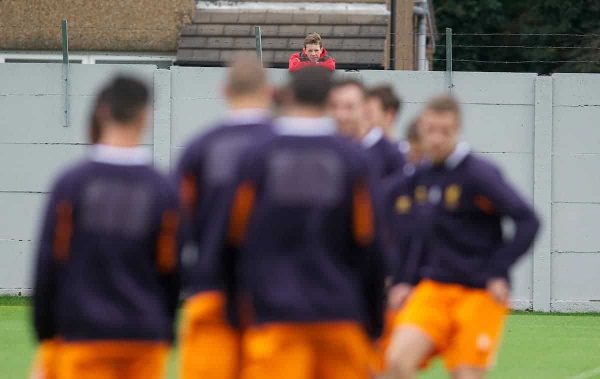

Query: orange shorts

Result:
[392,279,508,371]
[56,340,169,379]
[30,339,61,379]
[241,322,372,379]
[179,291,240,379]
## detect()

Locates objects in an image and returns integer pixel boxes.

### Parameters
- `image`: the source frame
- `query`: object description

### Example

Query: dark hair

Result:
[406,117,420,142]
[367,85,401,114]
[289,66,334,107]
[425,94,461,121]
[331,78,366,98]
[89,76,150,143]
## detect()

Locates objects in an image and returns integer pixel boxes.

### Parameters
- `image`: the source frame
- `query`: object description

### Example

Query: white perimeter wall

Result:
[0,63,598,312]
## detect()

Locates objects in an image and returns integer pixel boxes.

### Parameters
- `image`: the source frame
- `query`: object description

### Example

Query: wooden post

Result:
[393,0,414,70]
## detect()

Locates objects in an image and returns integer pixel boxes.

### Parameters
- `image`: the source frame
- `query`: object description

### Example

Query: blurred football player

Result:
[384,95,540,379]
[31,76,182,379]
[224,66,385,379]
[328,80,405,180]
[176,53,274,379]
[365,85,401,142]
[398,117,425,176]
[327,78,368,140]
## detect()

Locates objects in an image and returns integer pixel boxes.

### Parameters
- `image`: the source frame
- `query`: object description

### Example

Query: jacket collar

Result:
[273,116,337,136]
[444,142,471,170]
[223,108,271,126]
[361,127,384,149]
[90,144,152,166]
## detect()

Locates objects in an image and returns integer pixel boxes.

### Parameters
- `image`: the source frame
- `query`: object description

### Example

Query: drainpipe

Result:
[389,0,396,69]
[413,0,428,71]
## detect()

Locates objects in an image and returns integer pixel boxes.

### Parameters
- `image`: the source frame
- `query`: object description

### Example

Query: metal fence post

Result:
[446,27,453,90]
[532,75,553,312]
[255,26,263,65]
[61,19,70,127]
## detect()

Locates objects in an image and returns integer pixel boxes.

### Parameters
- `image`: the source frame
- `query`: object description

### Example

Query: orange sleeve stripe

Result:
[474,194,496,214]
[179,173,198,214]
[353,181,375,246]
[157,210,180,273]
[228,181,256,246]
[53,201,73,263]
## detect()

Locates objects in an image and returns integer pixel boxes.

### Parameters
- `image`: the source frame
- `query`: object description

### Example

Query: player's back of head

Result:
[289,66,334,108]
[90,76,150,143]
[226,53,268,97]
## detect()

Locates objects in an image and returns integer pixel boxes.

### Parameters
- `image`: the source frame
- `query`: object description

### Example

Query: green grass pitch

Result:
[2,297,599,379]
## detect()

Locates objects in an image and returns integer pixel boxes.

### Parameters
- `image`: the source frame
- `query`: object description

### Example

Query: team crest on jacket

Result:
[395,195,412,214]
[415,185,428,204]
[445,184,462,210]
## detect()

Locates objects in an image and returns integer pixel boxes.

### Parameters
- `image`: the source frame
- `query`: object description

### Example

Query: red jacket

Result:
[288,48,336,72]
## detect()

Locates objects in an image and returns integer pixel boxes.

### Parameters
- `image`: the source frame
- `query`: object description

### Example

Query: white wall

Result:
[0,63,598,312]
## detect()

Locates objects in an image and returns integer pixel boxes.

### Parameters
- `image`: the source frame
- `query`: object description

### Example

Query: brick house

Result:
[0,0,435,70]
[0,0,195,65]
[178,0,436,70]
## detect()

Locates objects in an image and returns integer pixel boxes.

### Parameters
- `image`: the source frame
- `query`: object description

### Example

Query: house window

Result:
[4,58,83,64]
[0,52,175,67]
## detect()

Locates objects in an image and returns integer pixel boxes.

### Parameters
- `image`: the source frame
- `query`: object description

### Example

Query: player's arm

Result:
[32,182,71,342]
[353,167,386,339]
[156,183,184,318]
[473,165,540,282]
[217,151,262,327]
[174,143,213,298]
[175,144,201,218]
[383,174,422,309]
[387,144,406,177]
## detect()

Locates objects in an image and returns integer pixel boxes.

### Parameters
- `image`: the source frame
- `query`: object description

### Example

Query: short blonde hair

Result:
[425,94,461,122]
[226,53,267,96]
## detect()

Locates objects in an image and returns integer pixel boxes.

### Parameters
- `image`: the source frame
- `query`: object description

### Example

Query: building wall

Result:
[0,0,195,52]
[0,63,598,312]
[239,0,386,2]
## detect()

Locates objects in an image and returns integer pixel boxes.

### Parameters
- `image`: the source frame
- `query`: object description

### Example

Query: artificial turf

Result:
[1,297,599,379]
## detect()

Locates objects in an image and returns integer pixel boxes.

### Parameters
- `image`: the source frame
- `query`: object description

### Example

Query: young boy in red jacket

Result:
[289,32,336,72]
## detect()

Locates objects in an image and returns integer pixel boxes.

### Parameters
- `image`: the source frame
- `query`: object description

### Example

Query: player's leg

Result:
[443,289,508,378]
[240,324,313,379]
[180,292,240,379]
[314,322,372,379]
[384,280,456,379]
[372,308,402,374]
[385,326,435,379]
[451,366,486,379]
